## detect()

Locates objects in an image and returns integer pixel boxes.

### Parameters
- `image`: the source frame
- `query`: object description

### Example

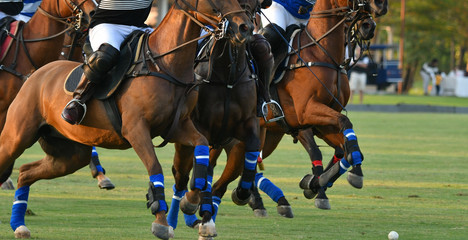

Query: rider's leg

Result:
[61,43,119,125]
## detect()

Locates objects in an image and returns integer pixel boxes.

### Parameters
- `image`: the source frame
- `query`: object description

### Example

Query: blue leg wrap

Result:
[184,213,199,228]
[193,145,209,190]
[255,173,284,203]
[212,196,221,222]
[241,151,259,190]
[200,170,213,215]
[339,158,351,175]
[10,186,30,230]
[148,174,168,213]
[91,147,104,173]
[343,129,363,166]
[167,184,187,229]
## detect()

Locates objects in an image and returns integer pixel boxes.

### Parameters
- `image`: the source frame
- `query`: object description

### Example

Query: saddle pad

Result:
[0,18,22,62]
[64,65,84,95]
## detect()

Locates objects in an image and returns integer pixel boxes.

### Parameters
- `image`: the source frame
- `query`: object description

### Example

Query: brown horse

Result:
[0,0,252,239]
[0,0,118,190]
[207,0,382,215]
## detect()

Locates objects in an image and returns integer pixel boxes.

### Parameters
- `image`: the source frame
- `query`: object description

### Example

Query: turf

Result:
[0,112,467,239]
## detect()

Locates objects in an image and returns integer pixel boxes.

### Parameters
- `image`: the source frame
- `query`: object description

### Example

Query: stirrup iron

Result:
[262,100,284,123]
[64,98,87,125]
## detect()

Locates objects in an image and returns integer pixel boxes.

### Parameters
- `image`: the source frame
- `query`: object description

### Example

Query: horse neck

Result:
[20,2,69,67]
[211,39,248,81]
[147,7,203,82]
[303,0,346,64]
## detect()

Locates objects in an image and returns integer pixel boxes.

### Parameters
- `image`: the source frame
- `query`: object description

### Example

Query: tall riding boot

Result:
[61,43,119,125]
[251,24,286,122]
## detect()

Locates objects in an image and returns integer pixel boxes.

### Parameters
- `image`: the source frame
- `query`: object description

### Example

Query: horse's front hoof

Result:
[98,176,115,190]
[347,172,363,188]
[198,219,217,237]
[347,165,363,189]
[180,197,199,215]
[231,188,250,206]
[315,198,331,210]
[14,225,30,239]
[151,222,174,240]
[303,189,318,199]
[276,205,294,218]
[253,209,268,217]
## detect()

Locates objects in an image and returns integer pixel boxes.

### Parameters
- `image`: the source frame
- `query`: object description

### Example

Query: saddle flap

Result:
[272,25,302,84]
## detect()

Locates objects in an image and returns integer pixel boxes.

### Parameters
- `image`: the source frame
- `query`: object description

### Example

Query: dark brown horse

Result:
[0,0,252,239]
[166,0,292,230]
[0,0,118,190]
[208,0,384,216]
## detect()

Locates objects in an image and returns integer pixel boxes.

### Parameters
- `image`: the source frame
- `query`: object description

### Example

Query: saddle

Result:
[64,30,147,99]
[63,30,147,137]
[0,16,23,62]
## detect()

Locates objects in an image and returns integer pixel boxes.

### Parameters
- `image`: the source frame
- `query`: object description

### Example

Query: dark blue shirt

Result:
[274,0,315,19]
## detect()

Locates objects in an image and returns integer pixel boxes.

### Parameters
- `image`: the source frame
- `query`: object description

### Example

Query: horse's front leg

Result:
[170,119,215,238]
[231,117,260,206]
[122,124,173,240]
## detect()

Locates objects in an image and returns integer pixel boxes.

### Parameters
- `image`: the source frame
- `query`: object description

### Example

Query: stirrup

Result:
[261,100,284,123]
[63,98,87,125]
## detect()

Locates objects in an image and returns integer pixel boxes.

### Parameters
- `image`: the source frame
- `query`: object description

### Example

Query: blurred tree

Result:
[374,0,468,93]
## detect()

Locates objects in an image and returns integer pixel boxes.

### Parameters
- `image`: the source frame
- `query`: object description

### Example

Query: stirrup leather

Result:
[261,100,284,123]
[64,98,87,124]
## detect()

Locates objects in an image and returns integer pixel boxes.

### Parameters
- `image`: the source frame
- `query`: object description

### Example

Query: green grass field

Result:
[0,111,467,239]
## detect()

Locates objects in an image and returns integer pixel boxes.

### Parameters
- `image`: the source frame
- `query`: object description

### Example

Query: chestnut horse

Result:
[0,0,117,190]
[0,0,252,239]
[208,0,383,216]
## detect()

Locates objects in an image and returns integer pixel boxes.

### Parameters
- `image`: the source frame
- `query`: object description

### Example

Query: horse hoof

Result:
[14,225,30,239]
[347,172,363,189]
[198,237,214,240]
[180,197,199,215]
[303,189,318,199]
[1,177,15,190]
[231,188,250,206]
[253,208,268,217]
[299,174,314,190]
[98,177,115,190]
[199,219,217,237]
[276,205,294,218]
[151,222,174,240]
[315,198,331,210]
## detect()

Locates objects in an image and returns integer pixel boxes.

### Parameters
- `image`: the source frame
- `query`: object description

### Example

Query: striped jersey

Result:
[20,0,42,18]
[99,0,153,11]
[90,0,153,28]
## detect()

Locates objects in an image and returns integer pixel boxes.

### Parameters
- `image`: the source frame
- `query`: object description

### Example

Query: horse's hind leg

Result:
[296,128,331,210]
[10,138,91,238]
[89,146,115,190]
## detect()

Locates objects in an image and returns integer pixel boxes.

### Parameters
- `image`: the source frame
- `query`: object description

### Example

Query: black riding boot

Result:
[61,43,119,125]
[250,24,287,122]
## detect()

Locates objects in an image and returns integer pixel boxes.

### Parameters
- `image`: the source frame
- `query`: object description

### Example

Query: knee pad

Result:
[84,43,120,83]
[250,34,272,56]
